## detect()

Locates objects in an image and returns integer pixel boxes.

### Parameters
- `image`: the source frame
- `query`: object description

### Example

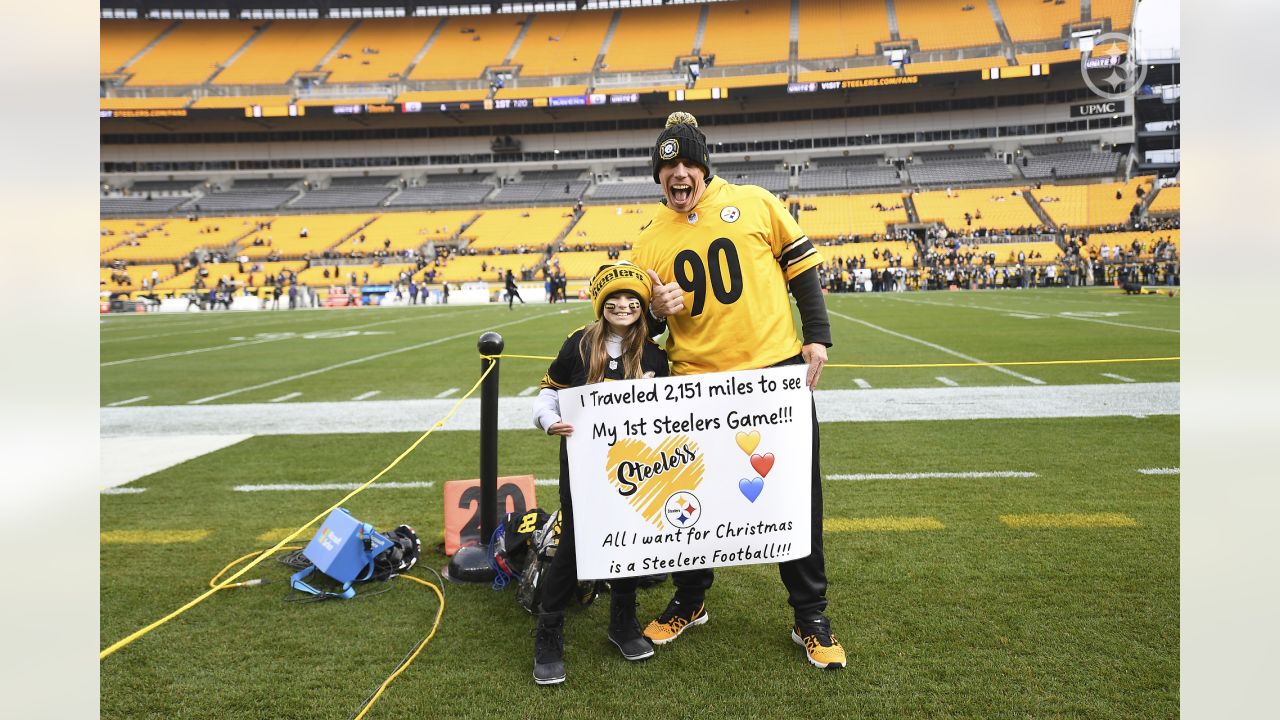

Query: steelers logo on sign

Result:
[720,206,741,223]
[658,138,680,160]
[663,491,702,529]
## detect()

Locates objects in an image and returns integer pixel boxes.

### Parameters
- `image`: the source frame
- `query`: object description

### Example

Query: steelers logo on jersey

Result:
[658,138,680,160]
[720,206,741,223]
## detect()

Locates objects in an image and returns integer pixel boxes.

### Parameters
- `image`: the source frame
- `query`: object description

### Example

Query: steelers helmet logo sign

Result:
[720,206,740,223]
[663,491,702,529]
[658,138,680,160]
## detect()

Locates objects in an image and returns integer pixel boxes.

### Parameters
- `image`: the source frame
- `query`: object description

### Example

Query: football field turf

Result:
[101,288,1179,719]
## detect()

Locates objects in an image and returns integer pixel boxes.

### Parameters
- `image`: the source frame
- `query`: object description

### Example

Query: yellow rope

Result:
[208,546,303,589]
[99,362,495,661]
[486,353,1180,369]
[350,575,446,720]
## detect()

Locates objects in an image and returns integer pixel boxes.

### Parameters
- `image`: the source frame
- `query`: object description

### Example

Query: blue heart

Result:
[739,477,764,503]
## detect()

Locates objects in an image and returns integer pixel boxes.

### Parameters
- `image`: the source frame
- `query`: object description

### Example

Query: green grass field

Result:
[101,288,1179,719]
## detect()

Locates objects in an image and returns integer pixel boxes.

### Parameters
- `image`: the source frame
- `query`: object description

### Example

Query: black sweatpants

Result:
[669,355,829,621]
[539,439,639,612]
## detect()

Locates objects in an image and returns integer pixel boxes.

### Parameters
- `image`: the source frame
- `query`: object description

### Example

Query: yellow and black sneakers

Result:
[791,616,846,669]
[642,597,709,645]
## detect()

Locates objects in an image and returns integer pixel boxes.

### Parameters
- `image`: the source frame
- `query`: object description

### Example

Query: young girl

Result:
[530,261,669,685]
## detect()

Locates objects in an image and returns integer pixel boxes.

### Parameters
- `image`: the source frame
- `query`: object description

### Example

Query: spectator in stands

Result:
[635,111,843,670]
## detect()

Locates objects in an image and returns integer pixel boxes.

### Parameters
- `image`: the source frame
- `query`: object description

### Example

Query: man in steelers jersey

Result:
[632,111,845,669]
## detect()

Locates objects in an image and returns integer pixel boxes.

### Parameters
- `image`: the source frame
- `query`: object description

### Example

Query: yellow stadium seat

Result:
[821,241,916,270]
[239,214,373,260]
[461,207,577,252]
[1032,176,1154,228]
[333,210,479,256]
[1090,0,1135,31]
[798,0,891,60]
[126,20,258,86]
[997,0,1081,43]
[701,0,791,67]
[512,11,612,78]
[905,56,1006,76]
[409,15,525,81]
[214,20,353,85]
[101,19,174,74]
[895,0,1001,51]
[793,193,909,239]
[319,18,440,84]
[601,5,700,73]
[912,187,1043,233]
[549,250,636,280]
[101,216,274,263]
[1148,186,1180,215]
[566,205,658,248]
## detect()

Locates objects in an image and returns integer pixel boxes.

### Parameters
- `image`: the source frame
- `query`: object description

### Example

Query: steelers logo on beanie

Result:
[652,111,713,184]
[589,261,651,318]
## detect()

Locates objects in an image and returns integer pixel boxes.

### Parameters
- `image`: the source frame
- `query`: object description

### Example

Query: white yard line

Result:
[352,390,382,401]
[518,386,538,397]
[936,377,958,387]
[884,295,1180,334]
[1101,373,1136,383]
[826,471,1039,481]
[102,487,147,495]
[233,481,437,492]
[104,382,1180,437]
[829,309,1046,385]
[107,395,149,407]
[535,479,560,486]
[853,378,872,389]
[435,388,459,398]
[187,311,557,405]
[1138,467,1180,475]
[268,392,302,403]
[100,434,253,487]
[101,335,288,367]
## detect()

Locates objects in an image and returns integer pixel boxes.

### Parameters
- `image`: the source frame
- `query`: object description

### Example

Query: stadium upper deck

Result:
[101,0,1137,108]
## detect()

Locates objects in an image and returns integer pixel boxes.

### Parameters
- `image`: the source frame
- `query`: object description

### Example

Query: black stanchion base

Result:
[442,545,495,583]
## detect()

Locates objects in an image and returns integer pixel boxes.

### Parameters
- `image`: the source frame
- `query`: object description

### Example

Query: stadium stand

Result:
[416,253,539,285]
[288,185,395,210]
[564,204,658,248]
[701,0,791,67]
[907,158,1014,186]
[494,84,588,100]
[1031,175,1155,229]
[793,193,909,239]
[395,88,490,104]
[589,180,663,202]
[213,19,353,85]
[1081,230,1180,262]
[973,241,1063,263]
[600,5,700,73]
[696,72,790,90]
[102,195,191,216]
[488,179,589,204]
[334,210,479,256]
[386,182,495,207]
[1014,48,1083,67]
[101,219,165,253]
[996,0,1081,43]
[512,10,612,78]
[155,260,308,293]
[912,186,1043,232]
[549,250,637,280]
[1022,140,1095,156]
[102,216,268,263]
[188,189,300,212]
[797,0,890,60]
[100,96,190,110]
[799,156,899,191]
[1021,150,1122,180]
[238,213,371,260]
[1091,0,1135,30]
[101,19,173,74]
[330,175,399,187]
[1147,186,1180,215]
[319,18,441,84]
[128,180,200,193]
[408,14,525,81]
[124,20,258,86]
[295,261,418,289]
[461,207,576,252]
[232,177,302,189]
[894,0,1001,51]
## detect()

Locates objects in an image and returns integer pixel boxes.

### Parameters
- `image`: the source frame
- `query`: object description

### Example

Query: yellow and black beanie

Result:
[651,111,713,183]
[589,261,651,318]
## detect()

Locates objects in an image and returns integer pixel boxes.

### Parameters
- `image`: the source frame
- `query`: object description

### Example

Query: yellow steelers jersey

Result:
[632,176,822,375]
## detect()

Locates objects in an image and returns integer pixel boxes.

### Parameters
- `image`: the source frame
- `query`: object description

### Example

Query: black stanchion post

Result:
[444,331,505,583]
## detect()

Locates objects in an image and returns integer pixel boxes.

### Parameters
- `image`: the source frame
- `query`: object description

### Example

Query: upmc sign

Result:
[1071,100,1126,117]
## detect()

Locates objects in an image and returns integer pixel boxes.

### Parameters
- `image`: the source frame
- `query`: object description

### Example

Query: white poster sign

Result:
[560,365,812,580]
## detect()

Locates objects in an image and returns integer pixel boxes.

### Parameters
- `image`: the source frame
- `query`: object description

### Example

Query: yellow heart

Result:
[606,435,704,529]
[735,430,761,455]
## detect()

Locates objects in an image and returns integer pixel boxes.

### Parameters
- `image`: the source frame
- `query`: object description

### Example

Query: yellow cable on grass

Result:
[100,363,495,661]
[349,575,446,720]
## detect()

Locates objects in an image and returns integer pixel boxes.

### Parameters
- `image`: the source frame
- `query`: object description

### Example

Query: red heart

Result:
[750,452,775,478]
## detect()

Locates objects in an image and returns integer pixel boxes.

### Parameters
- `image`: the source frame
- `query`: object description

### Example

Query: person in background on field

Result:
[633,111,844,670]
[506,268,526,309]
[530,262,669,685]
